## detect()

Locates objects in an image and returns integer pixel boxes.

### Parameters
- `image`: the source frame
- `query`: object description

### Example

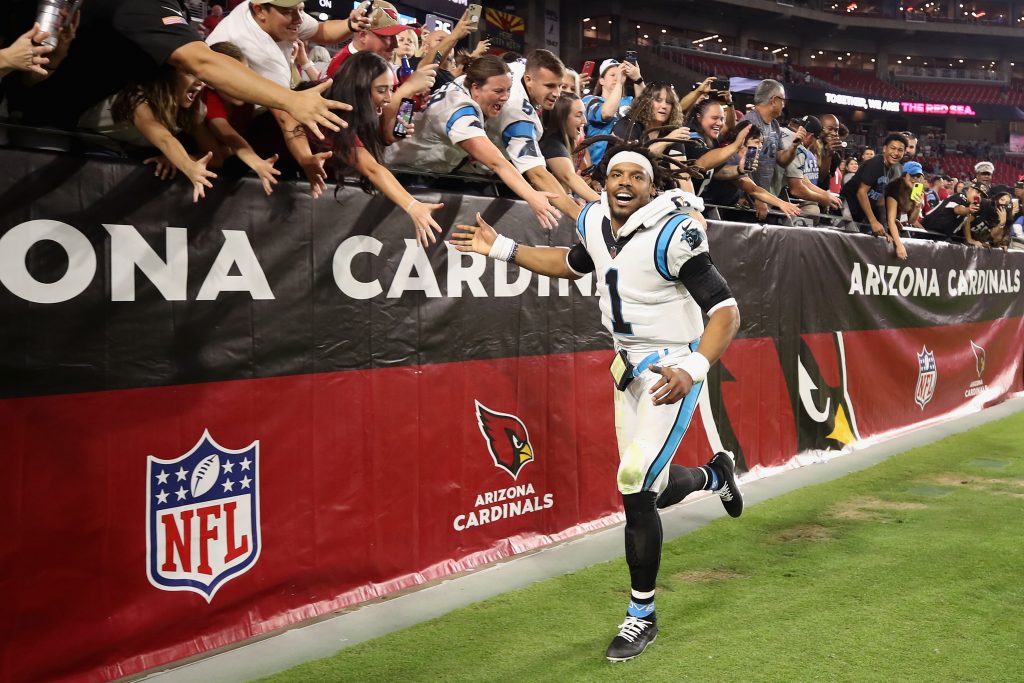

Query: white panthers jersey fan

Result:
[486,61,546,175]
[384,79,489,174]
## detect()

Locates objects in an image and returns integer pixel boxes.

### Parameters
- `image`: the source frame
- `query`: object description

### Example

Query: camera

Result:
[691,77,730,92]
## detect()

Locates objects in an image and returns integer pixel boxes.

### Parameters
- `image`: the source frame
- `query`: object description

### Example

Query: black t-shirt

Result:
[680,135,742,205]
[539,133,570,161]
[840,156,902,222]
[883,179,912,209]
[816,150,841,191]
[921,193,969,236]
[6,0,200,128]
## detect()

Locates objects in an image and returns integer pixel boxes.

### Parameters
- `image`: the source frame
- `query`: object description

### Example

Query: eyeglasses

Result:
[910,173,924,179]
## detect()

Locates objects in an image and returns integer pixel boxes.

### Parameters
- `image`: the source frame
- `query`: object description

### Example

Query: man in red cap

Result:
[325,0,413,77]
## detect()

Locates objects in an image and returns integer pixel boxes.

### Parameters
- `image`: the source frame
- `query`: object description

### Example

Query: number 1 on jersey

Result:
[605,268,634,335]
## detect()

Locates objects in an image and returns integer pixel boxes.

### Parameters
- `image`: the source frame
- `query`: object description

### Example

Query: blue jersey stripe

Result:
[501,120,537,147]
[642,380,702,491]
[446,105,479,135]
[576,202,594,240]
[642,339,703,491]
[654,215,686,281]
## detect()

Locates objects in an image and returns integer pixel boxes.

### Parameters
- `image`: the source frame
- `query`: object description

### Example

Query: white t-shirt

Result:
[384,79,489,173]
[206,1,318,88]
[486,61,546,174]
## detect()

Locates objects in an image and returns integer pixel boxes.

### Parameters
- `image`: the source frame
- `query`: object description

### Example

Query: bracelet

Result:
[678,351,711,384]
[405,198,417,212]
[508,242,519,263]
[634,77,645,84]
[348,18,356,32]
[487,233,517,262]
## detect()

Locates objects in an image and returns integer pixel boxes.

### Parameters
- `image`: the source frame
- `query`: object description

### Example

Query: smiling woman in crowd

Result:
[540,93,600,202]
[326,51,445,247]
[110,66,217,203]
[883,160,926,260]
[611,81,700,161]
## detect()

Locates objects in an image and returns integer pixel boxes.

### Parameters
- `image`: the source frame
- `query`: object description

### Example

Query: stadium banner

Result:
[0,148,1022,682]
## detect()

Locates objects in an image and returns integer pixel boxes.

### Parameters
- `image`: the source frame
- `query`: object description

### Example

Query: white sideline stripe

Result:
[134,396,1024,683]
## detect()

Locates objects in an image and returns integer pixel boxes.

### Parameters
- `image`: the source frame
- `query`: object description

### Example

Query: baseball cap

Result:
[903,160,924,176]
[252,0,305,6]
[793,115,822,136]
[1015,175,1024,189]
[599,59,620,76]
[975,161,995,174]
[361,0,412,36]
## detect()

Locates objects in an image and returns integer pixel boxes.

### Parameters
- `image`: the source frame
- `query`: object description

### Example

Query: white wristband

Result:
[678,351,711,384]
[488,233,516,262]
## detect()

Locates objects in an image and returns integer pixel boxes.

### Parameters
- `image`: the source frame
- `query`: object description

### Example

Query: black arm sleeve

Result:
[678,253,734,315]
[566,243,595,275]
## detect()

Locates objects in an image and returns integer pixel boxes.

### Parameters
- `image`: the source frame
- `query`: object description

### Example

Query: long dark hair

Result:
[111,65,195,133]
[541,93,581,156]
[889,173,915,214]
[327,52,391,193]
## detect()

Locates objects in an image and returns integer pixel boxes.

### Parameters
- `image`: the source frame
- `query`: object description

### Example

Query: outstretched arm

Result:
[450,213,578,278]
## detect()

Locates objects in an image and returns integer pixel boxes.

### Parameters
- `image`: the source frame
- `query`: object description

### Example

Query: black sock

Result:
[656,465,710,509]
[622,490,662,617]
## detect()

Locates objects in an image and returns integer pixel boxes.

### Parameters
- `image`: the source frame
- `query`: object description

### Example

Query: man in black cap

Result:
[775,115,842,222]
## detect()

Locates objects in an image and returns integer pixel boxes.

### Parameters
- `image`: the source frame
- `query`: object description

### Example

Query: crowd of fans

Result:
[1,0,1022,256]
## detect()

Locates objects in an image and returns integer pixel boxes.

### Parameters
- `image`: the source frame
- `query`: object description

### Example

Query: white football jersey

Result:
[567,194,712,354]
[486,62,546,175]
[384,80,489,173]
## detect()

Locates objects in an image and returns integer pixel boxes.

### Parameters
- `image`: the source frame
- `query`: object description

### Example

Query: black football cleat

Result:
[709,450,744,518]
[605,616,658,662]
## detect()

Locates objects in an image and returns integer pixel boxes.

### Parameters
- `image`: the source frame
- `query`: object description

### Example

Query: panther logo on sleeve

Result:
[680,225,704,250]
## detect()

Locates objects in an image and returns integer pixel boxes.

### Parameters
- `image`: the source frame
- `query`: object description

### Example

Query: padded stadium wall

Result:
[1,149,1021,682]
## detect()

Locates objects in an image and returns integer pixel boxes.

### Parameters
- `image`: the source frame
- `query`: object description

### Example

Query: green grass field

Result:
[261,415,1024,683]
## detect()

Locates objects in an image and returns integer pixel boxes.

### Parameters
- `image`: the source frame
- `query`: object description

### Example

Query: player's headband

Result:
[607,151,654,182]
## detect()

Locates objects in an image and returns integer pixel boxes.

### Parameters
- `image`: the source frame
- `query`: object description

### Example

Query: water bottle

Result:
[398,56,414,86]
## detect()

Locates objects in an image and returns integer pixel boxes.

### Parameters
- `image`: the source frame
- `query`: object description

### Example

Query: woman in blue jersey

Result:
[582,59,645,167]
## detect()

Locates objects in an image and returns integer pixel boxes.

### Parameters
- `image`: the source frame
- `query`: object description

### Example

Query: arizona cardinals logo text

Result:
[965,340,988,398]
[475,401,535,479]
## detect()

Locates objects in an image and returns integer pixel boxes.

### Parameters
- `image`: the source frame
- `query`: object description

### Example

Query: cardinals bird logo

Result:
[970,340,986,378]
[475,401,535,479]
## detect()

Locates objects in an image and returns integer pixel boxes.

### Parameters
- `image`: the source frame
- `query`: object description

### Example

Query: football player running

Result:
[450,141,743,663]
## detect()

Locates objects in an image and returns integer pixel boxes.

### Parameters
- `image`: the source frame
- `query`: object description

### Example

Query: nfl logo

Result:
[915,346,937,410]
[146,431,260,602]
